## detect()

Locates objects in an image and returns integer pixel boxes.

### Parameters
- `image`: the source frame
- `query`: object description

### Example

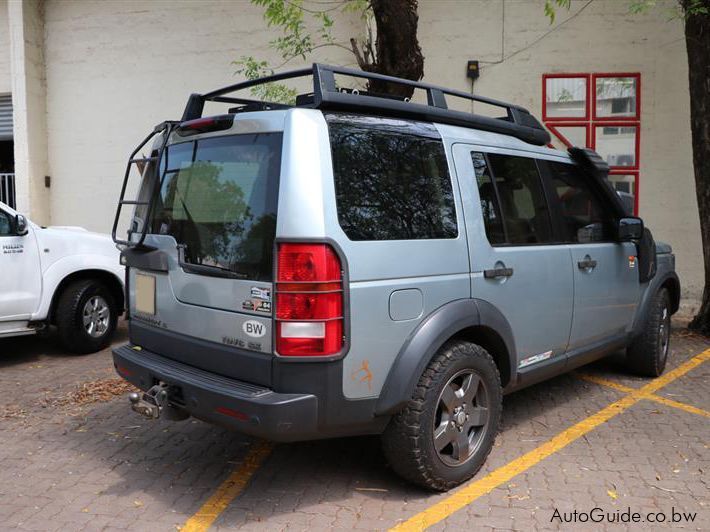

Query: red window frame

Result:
[546,123,590,149]
[542,72,641,215]
[591,122,640,171]
[592,72,641,121]
[542,73,591,122]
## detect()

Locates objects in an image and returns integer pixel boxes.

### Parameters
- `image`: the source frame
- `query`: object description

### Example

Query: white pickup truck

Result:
[0,201,124,353]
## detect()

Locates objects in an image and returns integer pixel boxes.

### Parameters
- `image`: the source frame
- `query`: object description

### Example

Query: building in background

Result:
[0,0,702,300]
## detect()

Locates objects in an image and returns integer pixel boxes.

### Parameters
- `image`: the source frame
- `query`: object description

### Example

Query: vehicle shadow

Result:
[0,320,128,369]
[57,354,632,528]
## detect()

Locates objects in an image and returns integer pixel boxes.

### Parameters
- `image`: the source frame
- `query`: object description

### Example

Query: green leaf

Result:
[233,0,372,104]
[544,0,572,24]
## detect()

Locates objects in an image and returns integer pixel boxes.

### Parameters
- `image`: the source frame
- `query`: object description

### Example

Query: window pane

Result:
[487,154,553,244]
[594,125,637,167]
[545,77,588,118]
[471,152,505,245]
[550,125,588,148]
[0,211,10,235]
[545,161,614,243]
[327,114,458,241]
[607,174,637,215]
[151,134,282,281]
[595,76,637,118]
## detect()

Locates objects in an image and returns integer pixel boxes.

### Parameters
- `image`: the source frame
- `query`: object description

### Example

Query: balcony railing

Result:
[0,173,15,209]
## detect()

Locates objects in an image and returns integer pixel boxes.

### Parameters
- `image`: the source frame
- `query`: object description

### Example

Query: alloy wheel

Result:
[82,295,111,338]
[659,305,670,363]
[432,369,490,467]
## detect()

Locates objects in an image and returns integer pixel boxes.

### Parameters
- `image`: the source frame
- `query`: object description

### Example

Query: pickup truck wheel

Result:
[626,288,671,377]
[56,279,118,354]
[381,341,502,491]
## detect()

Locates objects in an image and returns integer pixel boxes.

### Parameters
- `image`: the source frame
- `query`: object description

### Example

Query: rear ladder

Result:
[112,121,179,248]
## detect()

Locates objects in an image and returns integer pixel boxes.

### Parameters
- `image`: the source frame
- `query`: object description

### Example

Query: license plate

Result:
[135,273,156,315]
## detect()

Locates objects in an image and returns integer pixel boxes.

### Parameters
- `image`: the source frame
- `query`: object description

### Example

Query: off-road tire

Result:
[56,279,118,354]
[626,288,671,377]
[382,341,502,491]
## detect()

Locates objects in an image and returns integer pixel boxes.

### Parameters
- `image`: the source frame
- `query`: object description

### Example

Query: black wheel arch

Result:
[375,298,516,416]
[631,271,680,338]
[661,275,681,315]
[49,269,125,325]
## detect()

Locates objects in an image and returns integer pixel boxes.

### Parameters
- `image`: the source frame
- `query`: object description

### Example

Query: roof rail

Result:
[182,63,551,146]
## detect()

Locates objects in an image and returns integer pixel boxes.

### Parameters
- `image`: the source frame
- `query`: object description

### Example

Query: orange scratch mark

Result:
[351,360,373,391]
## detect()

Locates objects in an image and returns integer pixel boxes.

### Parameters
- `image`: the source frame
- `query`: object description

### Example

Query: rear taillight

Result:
[275,243,344,357]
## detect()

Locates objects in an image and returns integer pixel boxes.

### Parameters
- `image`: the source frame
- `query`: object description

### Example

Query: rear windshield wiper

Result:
[180,261,249,280]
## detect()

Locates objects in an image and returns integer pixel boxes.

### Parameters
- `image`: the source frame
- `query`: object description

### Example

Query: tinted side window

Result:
[486,154,554,244]
[545,161,614,243]
[327,114,457,241]
[0,211,12,236]
[471,152,505,245]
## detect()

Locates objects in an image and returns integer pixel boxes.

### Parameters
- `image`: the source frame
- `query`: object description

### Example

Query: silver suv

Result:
[112,64,680,491]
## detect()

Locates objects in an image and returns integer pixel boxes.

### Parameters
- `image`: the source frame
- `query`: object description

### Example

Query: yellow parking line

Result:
[646,394,710,418]
[641,349,710,394]
[390,349,710,532]
[577,374,636,393]
[181,441,273,532]
[579,373,710,418]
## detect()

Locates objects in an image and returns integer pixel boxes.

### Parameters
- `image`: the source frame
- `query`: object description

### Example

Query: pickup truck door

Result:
[453,145,574,376]
[0,209,42,320]
[538,160,640,351]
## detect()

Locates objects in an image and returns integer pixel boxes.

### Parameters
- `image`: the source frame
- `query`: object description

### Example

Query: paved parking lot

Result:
[1,318,708,531]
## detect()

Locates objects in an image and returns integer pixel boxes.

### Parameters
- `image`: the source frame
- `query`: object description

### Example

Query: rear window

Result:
[150,133,281,281]
[326,114,457,241]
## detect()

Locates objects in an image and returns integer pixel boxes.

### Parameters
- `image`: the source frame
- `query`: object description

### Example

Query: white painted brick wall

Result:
[8,0,50,222]
[0,1,10,94]
[418,0,700,298]
[0,0,702,297]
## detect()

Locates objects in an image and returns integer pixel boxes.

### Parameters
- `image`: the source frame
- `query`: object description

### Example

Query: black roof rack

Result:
[182,63,551,146]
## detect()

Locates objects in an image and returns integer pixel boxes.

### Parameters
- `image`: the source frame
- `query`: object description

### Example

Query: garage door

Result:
[0,94,12,140]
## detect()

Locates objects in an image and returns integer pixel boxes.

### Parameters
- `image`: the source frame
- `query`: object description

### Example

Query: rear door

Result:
[540,160,639,349]
[453,145,574,375]
[128,129,282,377]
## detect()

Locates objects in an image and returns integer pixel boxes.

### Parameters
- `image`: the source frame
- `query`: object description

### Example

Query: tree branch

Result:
[349,38,368,69]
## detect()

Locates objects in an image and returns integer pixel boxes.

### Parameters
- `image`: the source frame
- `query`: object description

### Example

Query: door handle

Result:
[577,259,598,270]
[484,267,514,279]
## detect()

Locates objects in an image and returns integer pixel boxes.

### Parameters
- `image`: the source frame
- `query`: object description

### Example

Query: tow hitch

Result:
[128,383,189,420]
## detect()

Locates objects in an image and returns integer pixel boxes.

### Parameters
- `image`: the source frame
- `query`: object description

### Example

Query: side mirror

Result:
[14,214,29,236]
[617,216,643,242]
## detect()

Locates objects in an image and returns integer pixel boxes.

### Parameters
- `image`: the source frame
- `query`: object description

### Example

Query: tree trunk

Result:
[685,1,710,336]
[352,0,424,98]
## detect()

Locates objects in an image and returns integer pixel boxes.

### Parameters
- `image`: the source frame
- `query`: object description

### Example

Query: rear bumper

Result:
[113,344,319,442]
